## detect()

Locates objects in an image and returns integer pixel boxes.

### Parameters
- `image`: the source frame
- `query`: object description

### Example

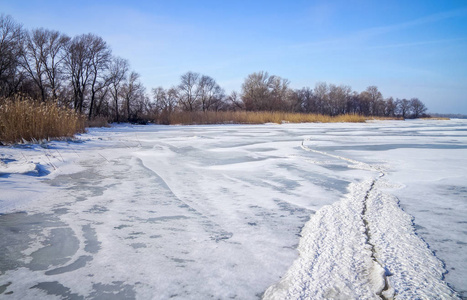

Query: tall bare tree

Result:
[328,84,351,116]
[241,71,270,111]
[152,86,178,124]
[41,30,70,100]
[293,87,314,113]
[314,82,329,115]
[268,75,290,111]
[396,98,411,118]
[241,71,291,111]
[20,28,49,101]
[177,71,200,111]
[108,56,129,122]
[225,91,244,111]
[153,87,177,113]
[20,28,69,101]
[347,91,361,114]
[198,75,224,112]
[88,35,111,119]
[0,14,24,97]
[384,97,397,117]
[365,86,383,115]
[122,71,146,121]
[358,91,371,116]
[65,34,93,112]
[93,84,111,118]
[409,97,427,118]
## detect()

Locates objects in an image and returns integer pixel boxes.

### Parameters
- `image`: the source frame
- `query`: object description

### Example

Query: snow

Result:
[265,130,460,299]
[0,120,466,299]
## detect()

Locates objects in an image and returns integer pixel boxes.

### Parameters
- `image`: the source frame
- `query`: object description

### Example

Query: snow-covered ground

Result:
[0,120,465,299]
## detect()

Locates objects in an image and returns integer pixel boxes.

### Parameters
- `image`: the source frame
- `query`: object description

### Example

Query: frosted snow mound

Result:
[264,178,459,299]
[263,179,380,299]
[0,159,48,176]
[367,181,458,299]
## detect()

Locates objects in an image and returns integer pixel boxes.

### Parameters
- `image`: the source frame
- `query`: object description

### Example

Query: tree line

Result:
[153,71,428,123]
[0,15,147,123]
[1,15,428,124]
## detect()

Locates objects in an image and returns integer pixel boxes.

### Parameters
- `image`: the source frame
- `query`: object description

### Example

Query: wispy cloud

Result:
[368,37,467,50]
[355,7,467,39]
[291,7,467,52]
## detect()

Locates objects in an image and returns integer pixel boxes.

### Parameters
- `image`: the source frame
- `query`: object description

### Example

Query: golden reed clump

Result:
[165,111,366,125]
[0,95,85,144]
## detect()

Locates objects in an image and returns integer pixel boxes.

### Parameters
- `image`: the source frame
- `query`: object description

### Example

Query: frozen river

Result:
[1,120,466,299]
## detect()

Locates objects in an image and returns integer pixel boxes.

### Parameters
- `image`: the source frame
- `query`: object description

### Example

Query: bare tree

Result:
[94,84,111,118]
[20,28,49,101]
[241,71,270,111]
[152,87,167,111]
[41,30,70,100]
[358,90,371,116]
[108,56,129,122]
[0,15,24,97]
[241,71,291,111]
[88,35,111,119]
[64,34,93,112]
[384,97,396,117]
[328,84,351,116]
[396,99,410,119]
[268,75,290,111]
[347,91,361,114]
[294,87,314,113]
[178,71,200,111]
[152,86,178,124]
[374,98,386,116]
[166,87,179,112]
[396,98,410,118]
[365,86,383,115]
[122,71,146,121]
[313,82,329,115]
[198,75,224,111]
[409,97,427,118]
[153,87,178,112]
[225,91,244,111]
[20,28,69,102]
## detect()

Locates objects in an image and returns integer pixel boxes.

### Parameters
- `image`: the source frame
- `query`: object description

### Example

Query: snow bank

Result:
[0,159,38,175]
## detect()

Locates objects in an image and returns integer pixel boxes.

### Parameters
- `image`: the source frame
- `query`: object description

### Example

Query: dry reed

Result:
[0,95,85,144]
[165,111,366,125]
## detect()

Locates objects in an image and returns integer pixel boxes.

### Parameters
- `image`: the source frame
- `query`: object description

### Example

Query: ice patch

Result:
[1,121,466,298]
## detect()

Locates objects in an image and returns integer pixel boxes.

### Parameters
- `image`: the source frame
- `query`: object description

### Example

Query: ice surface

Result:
[0,120,466,299]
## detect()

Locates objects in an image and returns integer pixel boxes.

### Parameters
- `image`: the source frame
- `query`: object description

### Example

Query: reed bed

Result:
[164,111,366,125]
[0,95,85,144]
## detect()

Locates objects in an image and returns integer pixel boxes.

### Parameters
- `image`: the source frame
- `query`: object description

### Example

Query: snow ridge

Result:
[263,140,459,299]
[361,178,393,299]
[366,180,459,299]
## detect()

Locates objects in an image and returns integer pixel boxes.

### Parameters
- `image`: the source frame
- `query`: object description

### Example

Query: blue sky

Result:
[2,0,467,113]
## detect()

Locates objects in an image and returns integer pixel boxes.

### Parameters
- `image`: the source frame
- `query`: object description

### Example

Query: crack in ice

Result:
[263,138,459,299]
[362,178,393,300]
